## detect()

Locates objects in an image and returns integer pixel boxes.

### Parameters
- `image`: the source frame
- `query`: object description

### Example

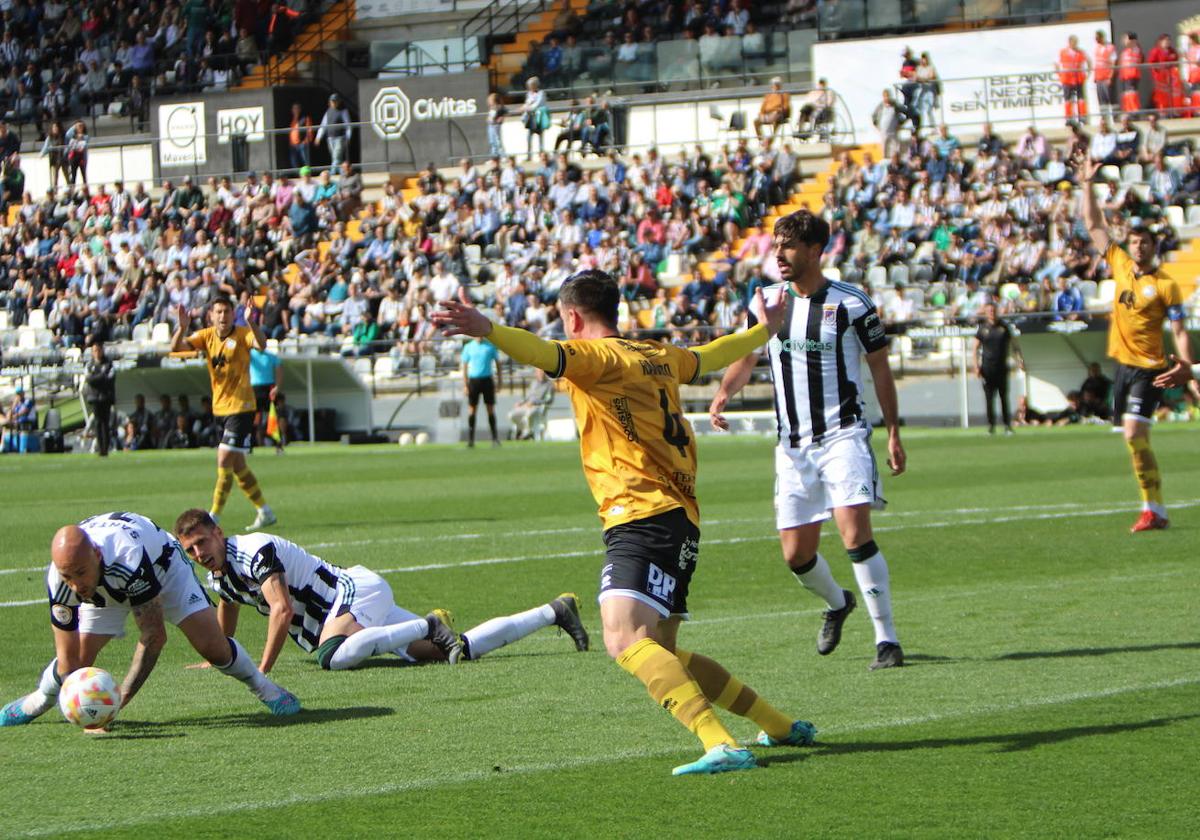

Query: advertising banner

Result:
[216,106,266,144]
[158,101,207,166]
[814,21,1114,139]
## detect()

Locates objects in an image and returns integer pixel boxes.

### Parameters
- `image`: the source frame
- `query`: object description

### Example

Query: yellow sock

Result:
[1127,438,1164,508]
[617,638,737,751]
[234,467,266,509]
[677,648,794,741]
[211,468,235,515]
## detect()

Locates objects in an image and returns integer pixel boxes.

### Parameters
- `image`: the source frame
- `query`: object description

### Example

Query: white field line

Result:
[1,500,1195,608]
[7,674,1197,839]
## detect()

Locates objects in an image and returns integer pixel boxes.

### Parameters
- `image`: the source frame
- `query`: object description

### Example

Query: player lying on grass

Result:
[173,509,589,670]
[433,272,815,777]
[1,512,300,731]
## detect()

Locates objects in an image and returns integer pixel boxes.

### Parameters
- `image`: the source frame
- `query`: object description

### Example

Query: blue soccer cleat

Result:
[1,699,36,726]
[756,719,817,747]
[671,744,757,776]
[262,689,301,716]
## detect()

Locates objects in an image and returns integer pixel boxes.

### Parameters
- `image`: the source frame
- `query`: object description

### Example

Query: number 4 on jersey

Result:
[658,389,690,457]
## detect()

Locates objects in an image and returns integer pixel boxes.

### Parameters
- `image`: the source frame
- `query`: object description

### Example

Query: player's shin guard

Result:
[849,540,898,645]
[460,604,554,660]
[675,648,794,742]
[790,553,847,609]
[18,659,63,718]
[234,467,266,509]
[212,468,235,515]
[617,638,736,751]
[324,619,431,670]
[1126,437,1165,515]
[215,637,281,701]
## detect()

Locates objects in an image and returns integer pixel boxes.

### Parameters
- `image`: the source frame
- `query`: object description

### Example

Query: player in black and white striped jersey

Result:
[710,210,907,670]
[1,511,300,729]
[174,509,589,672]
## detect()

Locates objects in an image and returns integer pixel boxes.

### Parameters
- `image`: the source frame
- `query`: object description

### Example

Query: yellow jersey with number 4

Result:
[187,326,257,416]
[1106,244,1183,370]
[550,337,702,530]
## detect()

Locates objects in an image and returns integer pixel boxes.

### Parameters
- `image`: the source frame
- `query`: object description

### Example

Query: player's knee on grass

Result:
[316,635,348,670]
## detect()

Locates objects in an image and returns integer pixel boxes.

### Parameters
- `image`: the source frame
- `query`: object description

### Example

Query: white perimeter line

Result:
[1,501,1195,608]
[9,674,1197,839]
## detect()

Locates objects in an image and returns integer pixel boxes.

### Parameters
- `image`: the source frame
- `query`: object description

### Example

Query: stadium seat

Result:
[1166,206,1185,229]
[822,267,841,282]
[1099,165,1120,183]
[131,323,151,343]
[1129,184,1150,201]
[352,358,373,380]
[1120,164,1144,184]
[150,323,171,344]
[26,309,46,330]
[1076,280,1098,302]
[17,327,36,349]
[0,311,9,330]
[1188,206,1200,227]
[887,264,909,287]
[866,265,887,290]
[1093,279,1117,310]
[373,357,395,380]
[999,282,1020,301]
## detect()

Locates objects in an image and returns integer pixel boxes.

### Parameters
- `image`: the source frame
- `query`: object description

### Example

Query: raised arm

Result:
[1077,155,1110,253]
[169,304,194,352]
[256,573,293,674]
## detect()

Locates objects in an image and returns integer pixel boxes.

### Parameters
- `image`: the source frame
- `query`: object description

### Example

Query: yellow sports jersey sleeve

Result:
[1105,244,1177,369]
[195,326,257,416]
[556,338,700,530]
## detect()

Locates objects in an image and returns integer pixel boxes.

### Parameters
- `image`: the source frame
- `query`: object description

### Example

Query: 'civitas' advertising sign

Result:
[370,85,479,139]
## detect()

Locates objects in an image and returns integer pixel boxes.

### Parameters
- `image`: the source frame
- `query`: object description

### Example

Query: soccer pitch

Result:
[1,428,1196,838]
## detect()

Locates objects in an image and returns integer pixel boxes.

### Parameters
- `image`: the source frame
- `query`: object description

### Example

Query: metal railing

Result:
[499,27,817,101]
[463,0,554,42]
[817,0,1107,41]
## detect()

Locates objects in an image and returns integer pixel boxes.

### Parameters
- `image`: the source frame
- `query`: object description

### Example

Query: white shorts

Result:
[774,430,885,530]
[77,549,212,637]
[326,566,421,661]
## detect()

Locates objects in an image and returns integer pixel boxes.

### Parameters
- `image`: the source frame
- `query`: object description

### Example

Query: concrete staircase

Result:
[236,0,356,90]
[486,0,589,93]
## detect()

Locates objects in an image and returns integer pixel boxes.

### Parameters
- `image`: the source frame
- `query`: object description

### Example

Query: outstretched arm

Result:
[1076,155,1110,253]
[257,574,294,674]
[709,352,760,431]
[119,597,168,713]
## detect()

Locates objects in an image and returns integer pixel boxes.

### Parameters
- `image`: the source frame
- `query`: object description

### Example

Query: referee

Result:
[461,335,502,448]
[973,303,1024,435]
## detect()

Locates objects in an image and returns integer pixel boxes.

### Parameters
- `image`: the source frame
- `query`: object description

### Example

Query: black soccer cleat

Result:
[869,641,904,671]
[817,590,856,656]
[426,609,465,664]
[550,593,589,652]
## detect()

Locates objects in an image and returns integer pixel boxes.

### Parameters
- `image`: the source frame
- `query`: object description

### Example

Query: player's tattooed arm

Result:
[121,597,168,709]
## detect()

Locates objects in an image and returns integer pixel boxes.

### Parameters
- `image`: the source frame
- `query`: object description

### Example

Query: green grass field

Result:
[1,427,1197,838]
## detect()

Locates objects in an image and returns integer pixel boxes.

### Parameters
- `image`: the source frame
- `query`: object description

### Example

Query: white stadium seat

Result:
[151,322,172,344]
[1166,206,1185,229]
[26,309,46,330]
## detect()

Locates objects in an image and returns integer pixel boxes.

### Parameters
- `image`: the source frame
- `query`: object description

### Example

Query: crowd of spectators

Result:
[514,0,803,94]
[0,0,316,140]
[824,113,1200,327]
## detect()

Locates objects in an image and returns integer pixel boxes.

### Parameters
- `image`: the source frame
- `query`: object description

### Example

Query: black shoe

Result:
[425,609,464,664]
[817,590,856,655]
[550,593,589,652]
[869,641,904,670]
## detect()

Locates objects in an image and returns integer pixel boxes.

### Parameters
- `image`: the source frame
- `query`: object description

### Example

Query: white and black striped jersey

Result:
[207,533,343,652]
[47,512,182,631]
[749,281,889,447]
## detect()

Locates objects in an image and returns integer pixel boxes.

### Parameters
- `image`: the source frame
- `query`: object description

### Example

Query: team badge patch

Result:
[226,338,237,350]
[1142,285,1157,299]
[822,304,838,326]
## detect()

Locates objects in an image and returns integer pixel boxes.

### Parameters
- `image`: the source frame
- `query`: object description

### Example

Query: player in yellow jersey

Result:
[434,271,815,777]
[1080,155,1198,532]
[170,296,276,532]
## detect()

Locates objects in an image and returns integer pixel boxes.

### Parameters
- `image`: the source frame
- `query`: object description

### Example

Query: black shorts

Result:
[467,377,496,407]
[1112,363,1165,425]
[600,508,699,618]
[1096,79,1115,105]
[254,385,272,413]
[219,412,255,452]
[1063,83,1084,100]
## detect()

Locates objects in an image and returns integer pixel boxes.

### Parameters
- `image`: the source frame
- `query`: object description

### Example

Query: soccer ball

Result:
[59,667,121,728]
[414,432,430,446]
[398,432,414,446]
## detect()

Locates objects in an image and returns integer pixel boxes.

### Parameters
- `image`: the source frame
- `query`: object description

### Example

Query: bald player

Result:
[1,512,300,730]
[433,272,812,777]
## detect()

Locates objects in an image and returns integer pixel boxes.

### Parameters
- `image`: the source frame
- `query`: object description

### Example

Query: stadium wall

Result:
[1110,0,1200,107]
[814,21,1114,140]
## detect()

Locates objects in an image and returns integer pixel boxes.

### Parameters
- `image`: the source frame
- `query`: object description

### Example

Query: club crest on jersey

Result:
[822,304,838,326]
